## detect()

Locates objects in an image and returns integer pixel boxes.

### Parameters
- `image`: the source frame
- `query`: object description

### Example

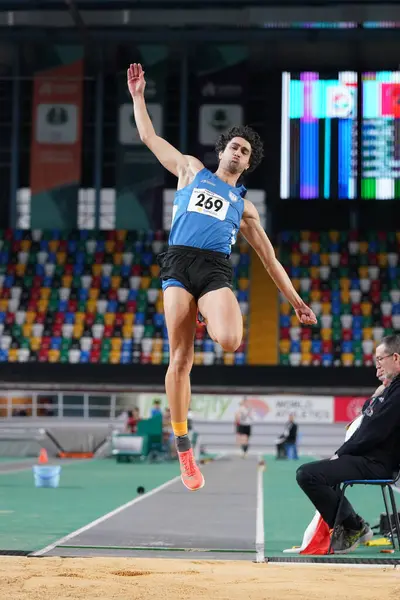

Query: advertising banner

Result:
[334,396,368,423]
[137,393,334,424]
[30,46,83,228]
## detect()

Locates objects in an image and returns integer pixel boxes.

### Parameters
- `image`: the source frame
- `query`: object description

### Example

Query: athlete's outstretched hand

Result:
[294,303,318,326]
[127,63,146,98]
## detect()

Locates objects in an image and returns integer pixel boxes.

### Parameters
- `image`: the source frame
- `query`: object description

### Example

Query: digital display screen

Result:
[362,71,400,199]
[280,71,358,200]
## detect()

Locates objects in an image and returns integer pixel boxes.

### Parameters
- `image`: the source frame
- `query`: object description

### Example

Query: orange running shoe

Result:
[178,448,205,491]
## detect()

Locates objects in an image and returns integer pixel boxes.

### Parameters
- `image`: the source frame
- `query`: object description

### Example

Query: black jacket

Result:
[336,375,400,470]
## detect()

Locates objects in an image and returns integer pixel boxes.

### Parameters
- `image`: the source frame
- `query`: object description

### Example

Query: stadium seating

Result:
[279,230,400,367]
[0,229,250,365]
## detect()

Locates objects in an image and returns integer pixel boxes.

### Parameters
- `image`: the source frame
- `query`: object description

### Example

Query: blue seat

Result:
[322,353,333,366]
[235,353,246,365]
[51,337,62,350]
[135,312,145,325]
[310,253,320,266]
[121,353,131,364]
[80,351,90,363]
[153,313,164,327]
[280,315,291,328]
[341,341,353,353]
[36,264,45,276]
[128,289,138,301]
[311,340,322,353]
[64,312,75,324]
[290,341,301,353]
[79,289,88,302]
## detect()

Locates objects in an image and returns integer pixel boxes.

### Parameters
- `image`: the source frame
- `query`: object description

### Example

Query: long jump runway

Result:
[37,456,262,561]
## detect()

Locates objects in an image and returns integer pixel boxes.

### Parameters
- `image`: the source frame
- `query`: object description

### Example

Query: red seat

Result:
[131,265,142,276]
[126,300,137,313]
[140,352,152,364]
[300,328,312,341]
[104,324,114,337]
[85,313,95,327]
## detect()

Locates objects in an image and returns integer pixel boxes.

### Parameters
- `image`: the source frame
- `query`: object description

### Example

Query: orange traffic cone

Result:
[38,448,48,465]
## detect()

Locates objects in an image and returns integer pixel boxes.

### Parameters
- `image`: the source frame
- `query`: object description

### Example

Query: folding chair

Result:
[328,469,400,554]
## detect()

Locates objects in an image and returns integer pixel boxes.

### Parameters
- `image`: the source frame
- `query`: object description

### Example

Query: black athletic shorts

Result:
[236,424,251,437]
[157,245,233,301]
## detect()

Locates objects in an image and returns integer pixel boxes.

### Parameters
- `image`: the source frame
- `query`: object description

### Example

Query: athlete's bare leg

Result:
[164,286,196,423]
[163,286,204,491]
[197,287,243,352]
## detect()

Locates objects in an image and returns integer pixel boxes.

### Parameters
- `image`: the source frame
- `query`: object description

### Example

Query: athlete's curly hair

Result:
[215,125,264,173]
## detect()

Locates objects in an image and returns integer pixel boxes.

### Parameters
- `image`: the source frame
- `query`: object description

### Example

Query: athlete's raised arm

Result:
[240,199,317,326]
[127,63,203,178]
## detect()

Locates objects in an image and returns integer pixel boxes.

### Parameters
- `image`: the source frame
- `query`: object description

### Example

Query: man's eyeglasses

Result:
[375,353,394,364]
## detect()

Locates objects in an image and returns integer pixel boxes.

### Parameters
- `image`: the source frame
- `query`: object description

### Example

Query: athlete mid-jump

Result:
[127,63,317,492]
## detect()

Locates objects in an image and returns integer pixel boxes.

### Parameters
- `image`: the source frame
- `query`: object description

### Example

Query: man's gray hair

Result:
[382,334,400,355]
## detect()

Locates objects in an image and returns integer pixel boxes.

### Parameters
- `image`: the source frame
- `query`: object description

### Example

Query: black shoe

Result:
[331,521,373,554]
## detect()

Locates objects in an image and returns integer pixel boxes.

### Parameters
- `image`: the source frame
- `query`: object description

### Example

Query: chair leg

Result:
[381,485,396,550]
[388,485,400,551]
[328,483,348,555]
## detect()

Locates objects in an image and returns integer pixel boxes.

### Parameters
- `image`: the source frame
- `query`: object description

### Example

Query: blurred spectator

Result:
[276,413,298,459]
[127,407,141,433]
[151,399,163,418]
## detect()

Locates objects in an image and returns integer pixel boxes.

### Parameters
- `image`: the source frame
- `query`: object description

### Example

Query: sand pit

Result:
[0,556,399,600]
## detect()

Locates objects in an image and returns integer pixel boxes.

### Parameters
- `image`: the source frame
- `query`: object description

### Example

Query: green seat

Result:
[48,299,58,312]
[73,275,81,288]
[60,350,69,363]
[78,301,87,312]
[100,353,110,363]
[112,265,121,275]
[341,303,351,315]
[20,338,30,349]
[332,330,342,342]
[24,275,33,288]
[144,324,154,338]
[359,255,369,266]
[95,314,104,324]
[150,278,160,289]
[332,316,341,329]
[12,324,22,338]
[162,352,169,365]
[301,291,310,304]
[55,265,64,277]
[102,339,111,351]
[280,354,290,366]
[363,316,373,327]
[339,267,349,277]
[330,280,340,291]
[137,301,147,312]
[61,339,71,351]
[85,255,94,265]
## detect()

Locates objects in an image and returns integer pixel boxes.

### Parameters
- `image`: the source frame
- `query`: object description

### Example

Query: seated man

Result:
[296,334,400,554]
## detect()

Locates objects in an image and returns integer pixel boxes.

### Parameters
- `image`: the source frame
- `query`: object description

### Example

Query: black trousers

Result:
[296,455,392,528]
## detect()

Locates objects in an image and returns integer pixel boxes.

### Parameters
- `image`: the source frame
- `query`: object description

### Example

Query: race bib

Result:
[187,188,229,221]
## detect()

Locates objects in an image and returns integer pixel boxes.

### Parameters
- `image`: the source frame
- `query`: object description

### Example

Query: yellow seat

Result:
[123,314,134,325]
[378,253,388,267]
[111,338,122,351]
[321,328,332,341]
[329,231,339,242]
[279,340,291,353]
[30,337,41,351]
[310,242,320,253]
[113,252,123,266]
[301,352,312,366]
[341,353,354,366]
[280,302,291,316]
[23,323,32,337]
[16,264,26,276]
[156,300,164,313]
[37,300,48,313]
[110,351,120,364]
[321,302,331,315]
[151,351,162,365]
[86,300,97,313]
[310,290,321,302]
[104,313,115,326]
[105,240,115,254]
[339,278,350,291]
[358,266,369,279]
[40,288,51,300]
[310,267,319,279]
[48,240,59,253]
[291,253,301,267]
[223,353,235,366]
[48,349,60,363]
[26,311,36,324]
[62,275,72,288]
[122,325,133,338]
[111,276,121,290]
[73,325,83,338]
[56,252,66,265]
[300,231,310,241]
[150,264,160,278]
[290,315,299,327]
[301,340,312,353]
[116,230,127,241]
[140,276,151,290]
[75,312,85,325]
[89,288,99,301]
[20,240,31,252]
[0,299,8,312]
[238,278,249,291]
[291,278,300,292]
[153,338,163,352]
[361,302,372,317]
[340,291,350,303]
[8,348,18,362]
[363,327,373,340]
[92,264,102,277]
[359,241,368,254]
[320,254,329,266]
[193,352,204,366]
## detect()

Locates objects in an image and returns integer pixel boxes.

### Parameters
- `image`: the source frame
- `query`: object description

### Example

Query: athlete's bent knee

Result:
[216,332,242,353]
[168,352,193,376]
[296,465,311,489]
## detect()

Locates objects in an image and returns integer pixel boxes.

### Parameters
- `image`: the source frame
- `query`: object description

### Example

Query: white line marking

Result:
[255,456,265,563]
[31,474,181,557]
